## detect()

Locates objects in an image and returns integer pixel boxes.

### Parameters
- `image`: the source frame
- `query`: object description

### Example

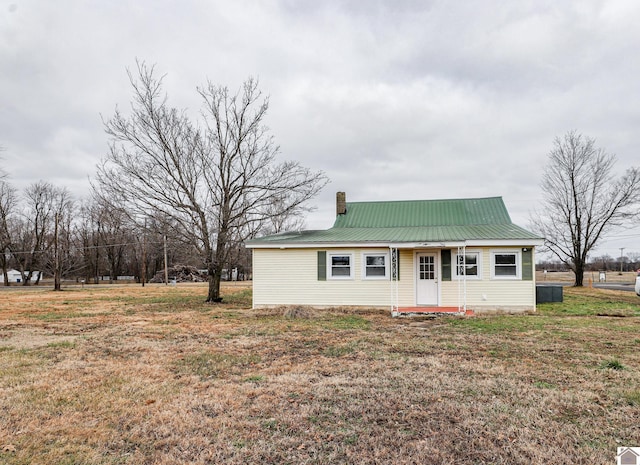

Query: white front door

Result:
[416,253,438,305]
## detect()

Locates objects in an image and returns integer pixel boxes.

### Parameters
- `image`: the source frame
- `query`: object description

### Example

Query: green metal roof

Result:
[333,197,512,228]
[247,197,543,246]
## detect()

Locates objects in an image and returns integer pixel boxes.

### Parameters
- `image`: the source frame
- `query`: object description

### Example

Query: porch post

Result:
[390,246,399,316]
[456,244,468,314]
[462,244,467,313]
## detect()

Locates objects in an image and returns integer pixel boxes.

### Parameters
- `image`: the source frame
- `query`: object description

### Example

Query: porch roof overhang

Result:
[246,239,544,249]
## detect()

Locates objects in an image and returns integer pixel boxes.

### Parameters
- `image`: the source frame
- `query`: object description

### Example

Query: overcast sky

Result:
[1,0,639,257]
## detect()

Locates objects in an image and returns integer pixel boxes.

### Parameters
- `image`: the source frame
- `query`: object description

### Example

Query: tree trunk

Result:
[95,242,100,284]
[0,255,8,286]
[22,269,32,286]
[206,260,222,302]
[573,261,585,287]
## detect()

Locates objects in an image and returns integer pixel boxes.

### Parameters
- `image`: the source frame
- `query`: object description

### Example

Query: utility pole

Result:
[95,220,100,285]
[620,247,625,273]
[54,212,61,291]
[141,219,146,287]
[163,234,168,285]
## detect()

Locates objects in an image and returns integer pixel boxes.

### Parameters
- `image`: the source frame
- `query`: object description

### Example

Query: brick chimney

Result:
[336,191,347,216]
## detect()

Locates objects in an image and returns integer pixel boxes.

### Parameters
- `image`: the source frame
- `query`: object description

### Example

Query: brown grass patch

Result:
[0,283,638,464]
[281,305,317,319]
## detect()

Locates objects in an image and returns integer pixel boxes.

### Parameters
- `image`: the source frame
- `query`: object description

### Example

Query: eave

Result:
[246,238,544,249]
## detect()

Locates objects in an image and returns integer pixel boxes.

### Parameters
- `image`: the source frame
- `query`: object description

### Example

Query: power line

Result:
[4,239,166,256]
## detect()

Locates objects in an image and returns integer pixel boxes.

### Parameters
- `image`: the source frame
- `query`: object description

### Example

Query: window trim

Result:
[361,252,390,280]
[453,250,482,280]
[490,249,521,280]
[327,252,354,280]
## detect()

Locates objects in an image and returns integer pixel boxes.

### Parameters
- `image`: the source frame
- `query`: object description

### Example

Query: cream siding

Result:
[253,248,396,307]
[252,246,537,313]
[396,249,415,307]
[441,280,535,306]
[441,248,536,311]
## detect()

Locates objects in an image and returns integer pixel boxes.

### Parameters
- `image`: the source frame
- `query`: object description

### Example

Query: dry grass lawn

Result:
[0,283,639,464]
[536,270,638,284]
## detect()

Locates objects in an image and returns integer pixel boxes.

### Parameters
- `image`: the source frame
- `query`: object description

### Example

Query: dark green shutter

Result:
[522,247,533,281]
[317,251,326,281]
[441,249,451,281]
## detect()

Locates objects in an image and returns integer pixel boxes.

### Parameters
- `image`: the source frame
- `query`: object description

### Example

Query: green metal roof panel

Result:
[247,224,541,245]
[246,197,543,247]
[332,197,511,228]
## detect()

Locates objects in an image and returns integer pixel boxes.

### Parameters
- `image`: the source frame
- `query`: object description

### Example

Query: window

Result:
[454,252,481,279]
[328,253,353,279]
[491,250,520,279]
[363,253,389,279]
[419,254,435,280]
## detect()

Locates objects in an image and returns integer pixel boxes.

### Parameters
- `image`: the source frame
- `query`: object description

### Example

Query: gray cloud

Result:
[1,0,639,255]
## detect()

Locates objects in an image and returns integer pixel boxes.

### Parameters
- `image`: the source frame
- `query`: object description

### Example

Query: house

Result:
[246,193,544,315]
[1,269,41,284]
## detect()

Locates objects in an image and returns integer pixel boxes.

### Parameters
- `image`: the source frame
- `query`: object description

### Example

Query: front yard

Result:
[0,283,638,464]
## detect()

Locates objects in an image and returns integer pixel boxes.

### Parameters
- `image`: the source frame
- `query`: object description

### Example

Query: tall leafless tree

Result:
[13,182,54,285]
[77,200,101,284]
[96,62,327,302]
[77,196,147,284]
[532,131,640,286]
[49,189,75,290]
[11,182,72,285]
[0,176,16,286]
[94,197,132,283]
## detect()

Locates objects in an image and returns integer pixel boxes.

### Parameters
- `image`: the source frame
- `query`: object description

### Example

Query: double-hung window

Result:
[491,250,520,279]
[328,253,353,279]
[454,252,481,279]
[362,253,389,279]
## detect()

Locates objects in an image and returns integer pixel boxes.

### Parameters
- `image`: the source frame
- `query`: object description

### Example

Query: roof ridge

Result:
[333,196,511,228]
[344,196,503,205]
[331,222,517,230]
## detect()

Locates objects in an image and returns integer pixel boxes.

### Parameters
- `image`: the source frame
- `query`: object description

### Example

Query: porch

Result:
[389,245,473,317]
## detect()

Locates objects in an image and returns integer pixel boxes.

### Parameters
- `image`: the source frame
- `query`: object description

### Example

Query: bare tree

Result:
[48,188,75,290]
[77,200,101,284]
[11,182,72,285]
[532,131,640,286]
[13,182,55,285]
[94,197,132,283]
[77,196,152,284]
[96,62,327,302]
[590,254,615,271]
[628,251,640,272]
[0,177,16,286]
